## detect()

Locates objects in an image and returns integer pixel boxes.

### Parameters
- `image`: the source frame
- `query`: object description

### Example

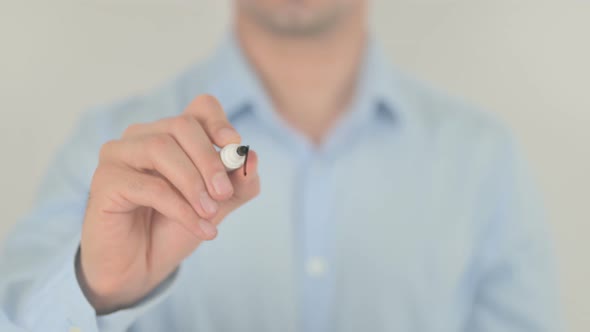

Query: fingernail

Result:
[212,172,233,196]
[199,191,218,215]
[217,127,240,144]
[199,219,217,238]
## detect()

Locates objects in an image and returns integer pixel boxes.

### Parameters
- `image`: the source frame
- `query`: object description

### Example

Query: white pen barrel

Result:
[220,143,246,171]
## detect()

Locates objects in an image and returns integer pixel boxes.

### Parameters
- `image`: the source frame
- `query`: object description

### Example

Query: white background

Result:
[1,0,588,330]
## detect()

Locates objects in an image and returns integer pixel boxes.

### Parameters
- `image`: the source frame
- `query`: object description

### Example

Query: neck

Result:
[235,7,368,144]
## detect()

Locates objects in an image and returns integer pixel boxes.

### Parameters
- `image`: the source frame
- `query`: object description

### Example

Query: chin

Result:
[238,0,358,37]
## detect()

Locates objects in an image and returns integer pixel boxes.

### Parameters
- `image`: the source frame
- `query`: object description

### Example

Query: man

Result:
[0,0,561,331]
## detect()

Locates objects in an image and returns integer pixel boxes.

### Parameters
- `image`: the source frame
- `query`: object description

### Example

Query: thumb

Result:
[212,150,260,226]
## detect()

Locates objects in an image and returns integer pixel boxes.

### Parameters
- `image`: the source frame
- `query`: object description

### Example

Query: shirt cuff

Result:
[23,236,179,332]
[24,237,98,332]
[96,268,179,331]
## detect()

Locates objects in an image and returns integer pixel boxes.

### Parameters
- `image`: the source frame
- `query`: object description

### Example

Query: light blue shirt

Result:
[0,34,561,332]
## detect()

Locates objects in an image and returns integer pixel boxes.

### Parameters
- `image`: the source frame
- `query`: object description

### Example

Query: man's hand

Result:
[77,95,260,314]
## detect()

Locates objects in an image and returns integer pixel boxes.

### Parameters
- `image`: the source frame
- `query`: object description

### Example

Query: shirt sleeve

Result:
[0,109,178,332]
[465,130,564,332]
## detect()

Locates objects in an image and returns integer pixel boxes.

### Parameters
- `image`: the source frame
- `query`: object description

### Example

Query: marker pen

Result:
[220,143,250,176]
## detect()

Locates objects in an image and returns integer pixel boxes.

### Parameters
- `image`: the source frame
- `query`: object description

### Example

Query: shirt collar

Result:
[200,33,270,122]
[188,31,406,125]
[349,36,403,124]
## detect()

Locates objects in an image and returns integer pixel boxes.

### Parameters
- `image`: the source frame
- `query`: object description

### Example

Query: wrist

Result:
[74,247,133,314]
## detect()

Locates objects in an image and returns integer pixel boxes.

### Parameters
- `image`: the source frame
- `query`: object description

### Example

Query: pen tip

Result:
[237,145,250,176]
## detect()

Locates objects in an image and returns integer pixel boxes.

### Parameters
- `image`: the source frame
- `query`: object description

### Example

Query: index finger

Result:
[184,94,241,147]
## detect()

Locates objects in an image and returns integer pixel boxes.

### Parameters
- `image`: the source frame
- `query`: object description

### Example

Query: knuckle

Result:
[122,123,143,137]
[188,94,223,117]
[90,166,112,192]
[176,172,202,200]
[146,134,174,153]
[148,178,169,197]
[127,176,145,193]
[187,173,204,194]
[98,140,118,162]
[171,115,193,133]
[176,201,195,221]
[194,94,221,109]
[92,164,112,181]
[209,119,229,131]
[203,156,226,177]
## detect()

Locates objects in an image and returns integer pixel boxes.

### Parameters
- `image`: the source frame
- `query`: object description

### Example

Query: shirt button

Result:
[306,257,327,277]
[69,327,82,332]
